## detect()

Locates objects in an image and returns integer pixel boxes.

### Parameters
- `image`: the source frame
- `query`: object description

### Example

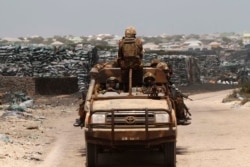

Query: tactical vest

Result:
[119,37,142,69]
[121,37,139,58]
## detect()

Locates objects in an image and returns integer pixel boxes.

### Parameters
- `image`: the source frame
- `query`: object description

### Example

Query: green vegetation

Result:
[239,81,250,104]
[240,81,250,94]
[223,81,250,104]
[222,89,239,103]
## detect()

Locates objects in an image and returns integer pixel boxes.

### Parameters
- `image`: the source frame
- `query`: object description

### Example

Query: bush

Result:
[240,81,250,94]
[222,89,238,103]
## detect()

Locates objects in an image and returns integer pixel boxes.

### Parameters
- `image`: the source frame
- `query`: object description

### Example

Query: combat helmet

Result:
[106,76,119,88]
[94,63,104,70]
[156,62,169,71]
[106,76,118,83]
[143,72,156,85]
[150,59,161,67]
[125,26,136,37]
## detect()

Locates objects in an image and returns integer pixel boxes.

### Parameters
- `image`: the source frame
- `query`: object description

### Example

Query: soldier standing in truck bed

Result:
[118,26,144,91]
[118,26,143,69]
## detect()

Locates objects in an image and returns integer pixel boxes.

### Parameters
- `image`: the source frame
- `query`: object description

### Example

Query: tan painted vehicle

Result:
[83,65,177,167]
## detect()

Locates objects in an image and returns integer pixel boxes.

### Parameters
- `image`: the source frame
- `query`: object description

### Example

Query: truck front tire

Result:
[86,143,97,167]
[163,142,176,167]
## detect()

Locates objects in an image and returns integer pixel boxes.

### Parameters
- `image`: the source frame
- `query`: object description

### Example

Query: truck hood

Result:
[92,99,168,111]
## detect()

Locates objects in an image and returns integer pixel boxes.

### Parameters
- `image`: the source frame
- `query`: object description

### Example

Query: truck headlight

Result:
[155,113,169,123]
[91,114,106,123]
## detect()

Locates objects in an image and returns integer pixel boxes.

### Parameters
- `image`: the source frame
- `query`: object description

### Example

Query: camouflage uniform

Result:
[156,61,191,125]
[99,76,120,94]
[118,26,143,69]
[118,38,143,69]
[150,59,161,68]
[142,72,157,95]
[118,27,144,91]
[74,93,86,127]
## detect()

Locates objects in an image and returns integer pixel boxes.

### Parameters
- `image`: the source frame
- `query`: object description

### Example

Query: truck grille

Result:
[106,111,155,127]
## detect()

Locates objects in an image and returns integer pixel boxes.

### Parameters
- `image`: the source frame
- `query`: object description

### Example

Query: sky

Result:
[1,0,250,38]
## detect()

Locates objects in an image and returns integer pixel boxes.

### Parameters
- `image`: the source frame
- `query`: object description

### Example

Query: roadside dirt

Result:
[0,93,84,167]
[0,83,244,167]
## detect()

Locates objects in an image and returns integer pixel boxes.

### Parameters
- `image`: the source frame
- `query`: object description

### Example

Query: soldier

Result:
[73,92,86,127]
[142,72,166,97]
[106,77,119,90]
[118,26,144,91]
[100,76,120,94]
[118,26,143,69]
[150,58,161,68]
[142,72,157,95]
[73,76,120,127]
[143,72,156,87]
[170,85,191,125]
[156,61,191,125]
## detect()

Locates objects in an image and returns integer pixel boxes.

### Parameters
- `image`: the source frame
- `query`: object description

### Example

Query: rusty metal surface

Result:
[96,67,168,84]
[92,98,168,110]
[85,130,176,146]
[84,65,177,149]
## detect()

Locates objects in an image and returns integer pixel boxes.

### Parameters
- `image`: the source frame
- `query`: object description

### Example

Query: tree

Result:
[28,36,44,44]
[186,34,200,40]
[18,37,25,41]
[171,35,184,42]
[44,38,54,45]
[221,37,232,43]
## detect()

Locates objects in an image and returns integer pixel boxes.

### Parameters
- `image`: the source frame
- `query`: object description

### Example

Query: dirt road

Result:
[38,113,86,167]
[38,89,250,167]
[1,89,250,167]
[177,90,250,167]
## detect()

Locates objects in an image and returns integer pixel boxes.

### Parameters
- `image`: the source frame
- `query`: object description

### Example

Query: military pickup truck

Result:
[83,65,177,167]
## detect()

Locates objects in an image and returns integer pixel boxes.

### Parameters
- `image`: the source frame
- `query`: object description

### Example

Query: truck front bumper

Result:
[85,127,177,146]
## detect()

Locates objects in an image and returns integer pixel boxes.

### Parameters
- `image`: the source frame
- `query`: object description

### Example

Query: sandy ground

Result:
[0,93,81,167]
[0,84,246,167]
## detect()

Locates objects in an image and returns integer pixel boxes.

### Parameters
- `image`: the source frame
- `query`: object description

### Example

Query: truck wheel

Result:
[86,143,97,167]
[163,142,176,167]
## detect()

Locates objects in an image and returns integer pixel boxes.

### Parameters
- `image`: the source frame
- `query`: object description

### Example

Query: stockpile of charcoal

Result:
[195,49,250,84]
[160,55,192,86]
[97,50,117,63]
[219,49,250,84]
[194,54,221,82]
[0,44,99,92]
[144,53,226,86]
[1,44,248,94]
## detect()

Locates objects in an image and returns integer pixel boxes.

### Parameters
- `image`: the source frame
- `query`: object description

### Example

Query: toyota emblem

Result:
[125,116,136,124]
